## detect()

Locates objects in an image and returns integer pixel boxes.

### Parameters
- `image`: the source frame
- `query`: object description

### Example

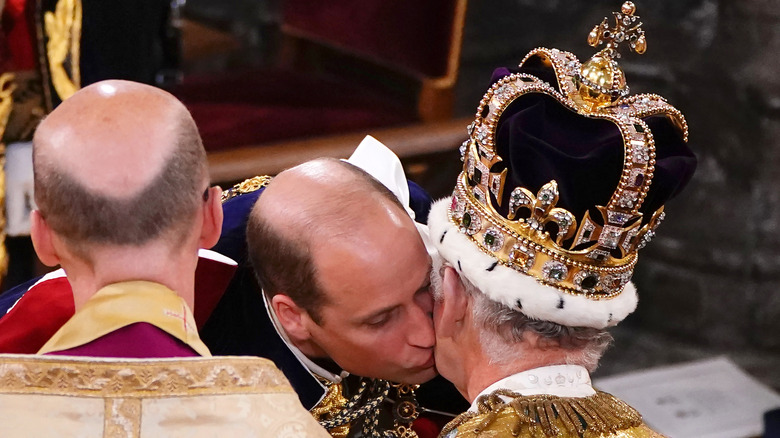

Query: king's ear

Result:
[30,210,61,267]
[271,294,313,343]
[435,266,469,339]
[199,186,223,249]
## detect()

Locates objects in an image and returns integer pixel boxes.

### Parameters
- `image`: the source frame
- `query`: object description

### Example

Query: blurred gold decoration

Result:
[0,74,15,130]
[44,0,82,101]
[0,73,15,279]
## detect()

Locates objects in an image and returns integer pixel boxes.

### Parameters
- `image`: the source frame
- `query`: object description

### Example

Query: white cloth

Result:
[4,141,35,236]
[468,365,596,412]
[346,135,436,257]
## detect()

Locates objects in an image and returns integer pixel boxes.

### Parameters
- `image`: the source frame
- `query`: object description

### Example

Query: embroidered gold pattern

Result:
[440,390,665,438]
[0,355,330,437]
[0,355,294,397]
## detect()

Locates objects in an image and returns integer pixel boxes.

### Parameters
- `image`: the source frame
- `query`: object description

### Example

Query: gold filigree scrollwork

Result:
[44,0,82,101]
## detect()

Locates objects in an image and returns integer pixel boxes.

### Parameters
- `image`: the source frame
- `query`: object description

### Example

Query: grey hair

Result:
[431,259,613,371]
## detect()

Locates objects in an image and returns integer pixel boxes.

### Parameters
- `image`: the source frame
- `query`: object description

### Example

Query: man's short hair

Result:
[246,158,405,324]
[432,265,613,371]
[33,114,207,254]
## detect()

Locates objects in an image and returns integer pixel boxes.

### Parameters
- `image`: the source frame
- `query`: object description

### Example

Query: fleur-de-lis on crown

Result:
[507,181,577,245]
[587,1,646,58]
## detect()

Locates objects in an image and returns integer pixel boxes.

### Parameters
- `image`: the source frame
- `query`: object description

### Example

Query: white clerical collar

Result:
[262,292,348,385]
[468,365,595,412]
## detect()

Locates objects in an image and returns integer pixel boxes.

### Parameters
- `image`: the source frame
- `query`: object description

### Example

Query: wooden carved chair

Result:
[0,354,328,437]
[172,0,470,184]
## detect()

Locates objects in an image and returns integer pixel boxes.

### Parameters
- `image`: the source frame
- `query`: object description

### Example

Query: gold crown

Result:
[449,2,688,298]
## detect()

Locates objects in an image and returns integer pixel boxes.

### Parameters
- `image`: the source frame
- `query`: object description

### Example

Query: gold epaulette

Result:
[441,390,665,438]
[220,175,273,203]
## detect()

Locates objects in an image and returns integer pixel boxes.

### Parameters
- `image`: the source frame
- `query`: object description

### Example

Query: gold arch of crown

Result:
[449,4,688,298]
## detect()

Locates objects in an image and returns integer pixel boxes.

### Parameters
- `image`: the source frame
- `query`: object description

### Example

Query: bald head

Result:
[35,80,198,196]
[33,80,208,251]
[247,158,410,321]
[261,159,407,240]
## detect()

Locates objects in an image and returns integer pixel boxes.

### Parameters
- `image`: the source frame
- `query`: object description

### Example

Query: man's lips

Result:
[418,352,435,369]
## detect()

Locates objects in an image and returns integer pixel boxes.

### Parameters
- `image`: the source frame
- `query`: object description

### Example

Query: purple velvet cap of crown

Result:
[484,65,697,225]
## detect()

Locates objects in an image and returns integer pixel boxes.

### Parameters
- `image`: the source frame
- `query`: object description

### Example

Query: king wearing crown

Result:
[428,3,696,437]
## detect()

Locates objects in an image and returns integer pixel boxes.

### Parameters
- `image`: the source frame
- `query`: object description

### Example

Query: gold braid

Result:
[220,176,273,203]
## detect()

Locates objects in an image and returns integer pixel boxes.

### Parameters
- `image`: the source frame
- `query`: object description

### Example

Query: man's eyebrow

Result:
[416,265,433,292]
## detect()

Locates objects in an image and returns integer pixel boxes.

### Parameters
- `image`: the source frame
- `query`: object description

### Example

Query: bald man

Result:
[252,158,435,384]
[30,80,223,357]
[242,158,442,436]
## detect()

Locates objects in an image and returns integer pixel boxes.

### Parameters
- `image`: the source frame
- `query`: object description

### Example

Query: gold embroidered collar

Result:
[38,281,210,357]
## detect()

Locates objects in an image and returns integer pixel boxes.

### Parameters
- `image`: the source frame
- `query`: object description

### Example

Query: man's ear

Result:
[435,266,469,339]
[199,186,223,249]
[271,294,313,344]
[29,210,60,267]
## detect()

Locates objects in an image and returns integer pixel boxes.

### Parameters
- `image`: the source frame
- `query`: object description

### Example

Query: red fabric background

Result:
[283,0,457,77]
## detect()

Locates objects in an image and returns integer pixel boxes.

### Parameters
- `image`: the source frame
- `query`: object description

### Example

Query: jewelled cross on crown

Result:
[587,1,646,58]
[575,2,648,110]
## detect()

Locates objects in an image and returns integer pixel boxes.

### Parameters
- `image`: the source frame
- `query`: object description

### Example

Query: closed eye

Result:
[363,307,398,329]
[365,313,391,328]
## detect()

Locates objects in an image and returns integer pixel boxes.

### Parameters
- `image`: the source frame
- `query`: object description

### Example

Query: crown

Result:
[446,3,689,302]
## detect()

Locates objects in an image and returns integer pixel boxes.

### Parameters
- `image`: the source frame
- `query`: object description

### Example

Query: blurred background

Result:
[1,0,778,395]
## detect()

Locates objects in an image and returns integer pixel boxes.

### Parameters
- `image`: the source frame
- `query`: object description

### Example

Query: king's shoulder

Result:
[442,391,665,438]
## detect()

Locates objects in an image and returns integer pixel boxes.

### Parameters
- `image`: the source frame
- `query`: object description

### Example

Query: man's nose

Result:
[407,306,435,348]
